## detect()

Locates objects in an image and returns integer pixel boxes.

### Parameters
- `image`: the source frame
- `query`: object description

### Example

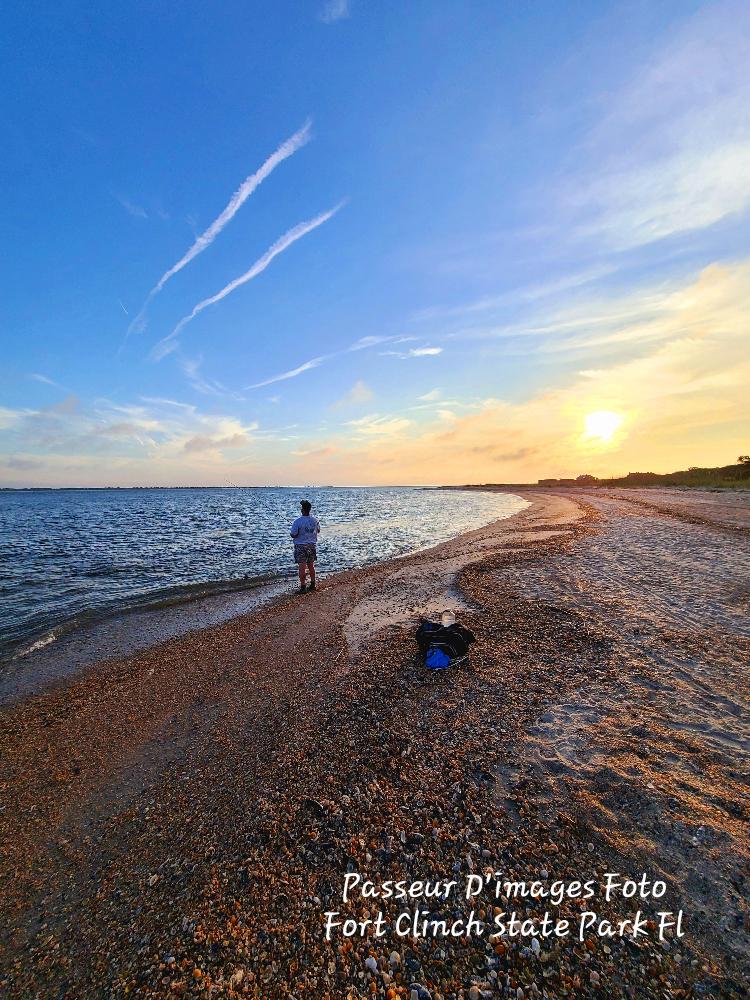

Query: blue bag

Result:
[416,618,476,670]
[425,646,452,670]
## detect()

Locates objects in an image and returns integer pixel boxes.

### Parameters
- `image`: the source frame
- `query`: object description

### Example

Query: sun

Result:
[583,410,623,442]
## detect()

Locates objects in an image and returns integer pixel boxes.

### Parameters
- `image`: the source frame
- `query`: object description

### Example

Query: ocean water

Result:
[0,487,526,661]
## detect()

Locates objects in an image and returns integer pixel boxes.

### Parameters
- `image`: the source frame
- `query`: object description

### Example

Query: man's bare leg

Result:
[298,563,307,592]
[307,561,316,591]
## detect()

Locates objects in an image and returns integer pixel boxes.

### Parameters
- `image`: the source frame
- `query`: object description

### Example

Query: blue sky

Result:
[1,0,748,486]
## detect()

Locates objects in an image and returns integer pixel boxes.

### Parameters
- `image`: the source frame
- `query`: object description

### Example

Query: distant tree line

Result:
[537,457,750,489]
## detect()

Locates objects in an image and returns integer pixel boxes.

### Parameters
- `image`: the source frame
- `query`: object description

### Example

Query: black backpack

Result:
[415,619,475,663]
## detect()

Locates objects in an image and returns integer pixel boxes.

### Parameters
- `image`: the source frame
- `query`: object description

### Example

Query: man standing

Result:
[290,499,320,594]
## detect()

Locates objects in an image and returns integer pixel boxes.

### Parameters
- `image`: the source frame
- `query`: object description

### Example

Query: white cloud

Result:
[246,356,325,389]
[6,263,748,487]
[570,0,750,248]
[319,0,350,24]
[418,388,441,401]
[329,261,750,481]
[153,203,343,359]
[151,121,311,298]
[0,396,261,470]
[179,354,245,400]
[348,335,416,352]
[29,373,62,387]
[578,142,750,249]
[0,406,23,431]
[290,445,338,458]
[127,120,313,340]
[116,195,148,219]
[381,346,444,359]
[345,414,413,437]
[413,265,616,323]
[183,430,253,454]
[331,379,374,408]
[442,264,745,360]
[140,396,195,410]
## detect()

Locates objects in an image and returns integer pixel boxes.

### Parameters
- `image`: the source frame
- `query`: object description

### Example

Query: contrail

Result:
[151,202,344,360]
[152,120,312,295]
[245,356,325,389]
[125,119,312,341]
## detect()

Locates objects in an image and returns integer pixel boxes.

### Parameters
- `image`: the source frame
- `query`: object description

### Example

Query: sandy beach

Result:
[1,489,748,998]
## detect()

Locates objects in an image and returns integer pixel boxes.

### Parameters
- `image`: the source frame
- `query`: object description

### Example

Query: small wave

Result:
[2,573,287,664]
[121,573,286,613]
[15,631,57,658]
[82,564,138,578]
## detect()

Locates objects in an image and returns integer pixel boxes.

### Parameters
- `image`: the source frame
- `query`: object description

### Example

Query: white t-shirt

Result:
[290,514,320,546]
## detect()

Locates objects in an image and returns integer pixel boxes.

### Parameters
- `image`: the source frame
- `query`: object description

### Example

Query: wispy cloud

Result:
[116,195,148,219]
[126,120,313,340]
[7,259,749,486]
[418,388,441,401]
[569,0,750,248]
[3,456,43,471]
[140,396,196,411]
[0,406,24,431]
[345,414,413,437]
[245,356,325,389]
[29,373,62,388]
[291,445,338,458]
[441,265,743,360]
[309,261,750,483]
[151,120,312,297]
[1,395,264,480]
[381,345,444,358]
[183,430,253,454]
[152,202,343,360]
[179,354,246,400]
[331,379,374,408]
[348,335,416,352]
[170,333,415,400]
[319,0,350,24]
[413,265,616,323]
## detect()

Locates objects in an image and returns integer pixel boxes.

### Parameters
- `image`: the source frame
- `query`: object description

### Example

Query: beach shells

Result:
[0,494,729,999]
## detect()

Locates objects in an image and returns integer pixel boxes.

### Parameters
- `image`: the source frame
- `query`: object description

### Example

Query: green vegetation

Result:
[600,457,750,489]
[530,458,750,490]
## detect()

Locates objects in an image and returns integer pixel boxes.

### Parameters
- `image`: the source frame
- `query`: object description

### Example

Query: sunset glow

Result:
[583,411,624,444]
[1,1,749,486]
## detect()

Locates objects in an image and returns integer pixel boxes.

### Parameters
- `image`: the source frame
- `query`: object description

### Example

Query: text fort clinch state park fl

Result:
[323,872,686,944]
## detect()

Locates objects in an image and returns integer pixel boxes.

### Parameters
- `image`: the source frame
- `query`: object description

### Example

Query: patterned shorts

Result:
[293,543,317,565]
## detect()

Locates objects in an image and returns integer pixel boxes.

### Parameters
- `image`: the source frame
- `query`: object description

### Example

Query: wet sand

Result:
[0,489,748,998]
[0,576,292,707]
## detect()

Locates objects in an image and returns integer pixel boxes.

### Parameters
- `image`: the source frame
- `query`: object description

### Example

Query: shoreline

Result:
[0,575,293,707]
[0,492,529,707]
[1,489,748,997]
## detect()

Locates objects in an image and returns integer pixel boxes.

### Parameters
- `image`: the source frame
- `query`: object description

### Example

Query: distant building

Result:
[538,474,599,487]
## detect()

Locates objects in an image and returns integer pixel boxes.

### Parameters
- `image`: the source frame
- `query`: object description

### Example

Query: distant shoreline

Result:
[3,458,748,492]
[0,484,426,492]
[441,482,750,491]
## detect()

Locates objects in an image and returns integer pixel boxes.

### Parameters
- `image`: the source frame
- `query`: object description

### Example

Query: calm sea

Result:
[0,486,526,662]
